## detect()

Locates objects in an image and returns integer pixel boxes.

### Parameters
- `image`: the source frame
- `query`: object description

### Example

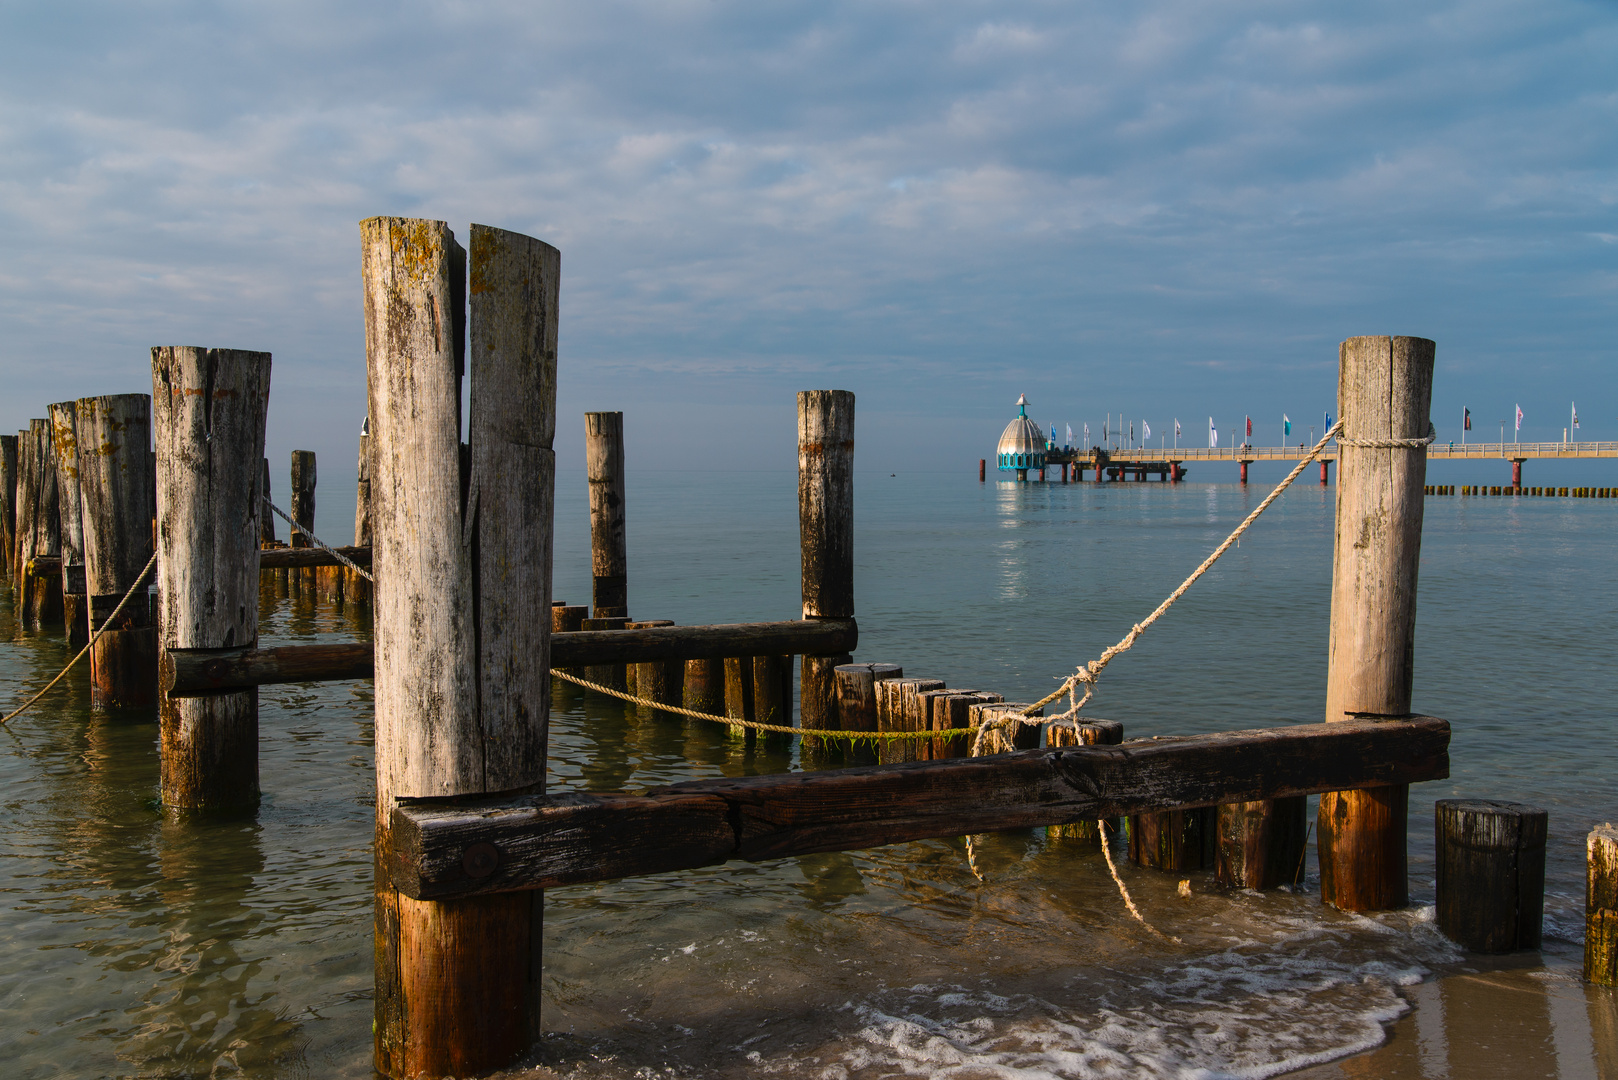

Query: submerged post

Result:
[1435,799,1546,952]
[1318,335,1434,912]
[154,347,271,809]
[798,390,856,736]
[585,411,627,619]
[77,394,157,709]
[364,217,557,1078]
[290,449,317,593]
[49,401,89,648]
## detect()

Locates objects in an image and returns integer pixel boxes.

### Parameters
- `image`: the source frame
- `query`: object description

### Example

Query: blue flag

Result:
[1283,414,1291,437]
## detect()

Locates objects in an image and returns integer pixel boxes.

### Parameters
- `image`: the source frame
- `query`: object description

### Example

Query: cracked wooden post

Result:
[364,217,558,1078]
[153,347,271,809]
[585,411,627,619]
[798,390,855,747]
[77,394,158,709]
[1317,335,1434,912]
[49,401,90,648]
[17,419,63,628]
[1585,824,1618,986]
[1435,799,1545,952]
[1,433,16,576]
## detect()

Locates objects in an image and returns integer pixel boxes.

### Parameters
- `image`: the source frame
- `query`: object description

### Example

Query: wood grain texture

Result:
[18,419,63,626]
[48,401,86,599]
[289,450,316,549]
[1129,807,1216,872]
[1045,719,1122,840]
[798,389,854,619]
[799,653,852,748]
[354,431,372,546]
[0,433,16,574]
[877,678,943,765]
[164,642,375,695]
[833,663,902,734]
[393,716,1450,898]
[256,545,372,569]
[1587,824,1618,986]
[585,411,626,617]
[1435,798,1545,953]
[1215,797,1307,888]
[724,656,755,726]
[152,347,271,811]
[683,657,725,715]
[76,394,156,708]
[1318,335,1434,912]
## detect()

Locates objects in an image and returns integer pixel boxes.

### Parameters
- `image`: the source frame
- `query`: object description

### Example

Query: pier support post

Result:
[979,459,985,482]
[49,401,90,648]
[586,411,628,619]
[1239,460,1249,485]
[1435,799,1546,952]
[1,433,15,576]
[1317,335,1434,912]
[1511,459,1523,492]
[77,394,158,709]
[1588,824,1618,986]
[1320,459,1330,485]
[154,347,271,810]
[798,390,855,742]
[364,218,558,1078]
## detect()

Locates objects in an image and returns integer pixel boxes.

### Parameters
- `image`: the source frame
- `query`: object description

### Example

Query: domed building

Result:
[997,394,1047,481]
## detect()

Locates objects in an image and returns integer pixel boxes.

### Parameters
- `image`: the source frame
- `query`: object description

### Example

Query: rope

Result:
[262,498,374,582]
[551,668,975,743]
[1100,819,1181,943]
[1335,421,1437,449]
[2,550,158,725]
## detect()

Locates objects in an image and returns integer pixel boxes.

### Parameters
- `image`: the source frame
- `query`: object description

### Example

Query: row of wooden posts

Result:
[5,221,1616,1077]
[1462,484,1616,497]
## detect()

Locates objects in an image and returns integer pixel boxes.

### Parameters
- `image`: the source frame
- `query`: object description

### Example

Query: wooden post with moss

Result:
[153,347,272,809]
[77,394,158,709]
[1317,335,1435,912]
[363,216,558,1078]
[1587,824,1618,986]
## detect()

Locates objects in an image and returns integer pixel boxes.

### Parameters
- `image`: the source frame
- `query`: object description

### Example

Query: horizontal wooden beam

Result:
[257,545,372,570]
[162,618,858,696]
[388,715,1450,900]
[25,555,61,578]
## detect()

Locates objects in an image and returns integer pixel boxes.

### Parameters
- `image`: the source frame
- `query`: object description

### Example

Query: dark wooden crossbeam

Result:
[162,618,858,696]
[257,545,372,569]
[388,715,1449,900]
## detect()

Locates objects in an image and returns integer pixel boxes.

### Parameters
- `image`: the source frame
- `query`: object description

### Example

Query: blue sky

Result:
[2,0,1614,506]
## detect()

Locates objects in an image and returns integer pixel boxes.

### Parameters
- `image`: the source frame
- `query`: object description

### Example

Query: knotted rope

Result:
[262,497,374,582]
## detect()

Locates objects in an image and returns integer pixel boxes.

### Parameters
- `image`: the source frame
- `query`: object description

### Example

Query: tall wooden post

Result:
[18,419,63,627]
[153,347,271,810]
[798,390,855,735]
[77,394,158,709]
[260,458,277,544]
[49,401,90,648]
[290,449,317,593]
[1317,335,1434,912]
[1,434,17,578]
[364,217,557,1078]
[585,411,627,619]
[350,424,372,600]
[1588,824,1618,986]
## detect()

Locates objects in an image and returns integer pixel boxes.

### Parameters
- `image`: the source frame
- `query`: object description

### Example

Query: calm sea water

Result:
[1,471,1614,1079]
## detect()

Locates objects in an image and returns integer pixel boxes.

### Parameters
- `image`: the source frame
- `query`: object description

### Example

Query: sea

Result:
[1,467,1615,1079]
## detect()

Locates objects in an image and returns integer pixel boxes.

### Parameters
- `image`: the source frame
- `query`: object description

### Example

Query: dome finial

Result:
[1015,393,1029,417]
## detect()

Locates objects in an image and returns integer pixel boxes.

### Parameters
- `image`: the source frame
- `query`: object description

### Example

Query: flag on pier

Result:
[1464,408,1471,431]
[1573,403,1579,430]
[1066,423,1073,446]
[1516,405,1523,433]
[1284,414,1291,437]
[1209,418,1217,449]
[1083,423,1090,445]
[1143,420,1151,440]
[1175,418,1181,438]
[1246,415,1252,439]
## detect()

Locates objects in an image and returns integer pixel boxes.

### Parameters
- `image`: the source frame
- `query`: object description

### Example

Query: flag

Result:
[1284,414,1291,437]
[1573,403,1579,429]
[1103,419,1108,442]
[1209,418,1217,449]
[1051,425,1058,447]
[1245,415,1252,438]
[1143,420,1151,440]
[1174,418,1181,437]
[1516,405,1523,432]
[1083,423,1090,445]
[1066,423,1073,445]
[1464,408,1471,431]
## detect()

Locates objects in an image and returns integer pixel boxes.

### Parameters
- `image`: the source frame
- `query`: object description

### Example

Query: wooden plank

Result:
[390,716,1450,899]
[257,545,372,569]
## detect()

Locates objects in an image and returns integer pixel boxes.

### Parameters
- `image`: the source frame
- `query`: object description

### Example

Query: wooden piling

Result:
[290,449,317,593]
[585,411,628,619]
[876,678,944,764]
[832,662,901,764]
[77,394,157,709]
[1130,807,1217,871]
[1318,335,1434,912]
[363,217,558,1078]
[1,433,16,575]
[798,389,855,739]
[1046,719,1123,841]
[724,656,756,733]
[683,657,725,715]
[260,458,277,544]
[49,401,90,648]
[581,616,630,691]
[979,459,985,482]
[752,654,792,747]
[1435,799,1546,952]
[930,690,1004,759]
[349,426,372,601]
[17,419,64,627]
[153,347,271,809]
[628,621,680,714]
[1585,824,1618,986]
[1215,797,1308,888]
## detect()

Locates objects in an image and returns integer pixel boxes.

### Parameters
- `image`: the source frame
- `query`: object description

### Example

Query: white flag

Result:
[1209,418,1217,449]
[1516,404,1523,432]
[1066,423,1074,445]
[1143,420,1151,440]
[1175,418,1181,437]
[1572,403,1579,429]
[1083,423,1090,445]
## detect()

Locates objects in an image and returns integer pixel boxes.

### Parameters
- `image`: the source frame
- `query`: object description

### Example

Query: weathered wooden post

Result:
[18,419,64,627]
[1,434,17,578]
[1317,335,1434,912]
[77,394,158,709]
[1434,799,1546,952]
[585,411,627,619]
[49,401,90,648]
[752,653,792,748]
[832,661,900,763]
[260,458,277,545]
[1216,797,1307,889]
[291,449,317,593]
[1046,719,1123,842]
[349,423,372,601]
[683,657,724,715]
[1130,808,1217,872]
[1587,824,1618,986]
[154,347,271,809]
[364,217,557,1078]
[798,390,855,739]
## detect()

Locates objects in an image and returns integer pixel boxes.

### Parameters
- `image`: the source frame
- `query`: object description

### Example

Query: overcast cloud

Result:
[2,0,1614,517]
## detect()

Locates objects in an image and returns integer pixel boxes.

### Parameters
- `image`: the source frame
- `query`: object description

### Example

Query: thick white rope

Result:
[262,497,374,582]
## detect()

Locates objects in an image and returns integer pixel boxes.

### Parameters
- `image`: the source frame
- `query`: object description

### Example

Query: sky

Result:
[1,0,1614,515]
